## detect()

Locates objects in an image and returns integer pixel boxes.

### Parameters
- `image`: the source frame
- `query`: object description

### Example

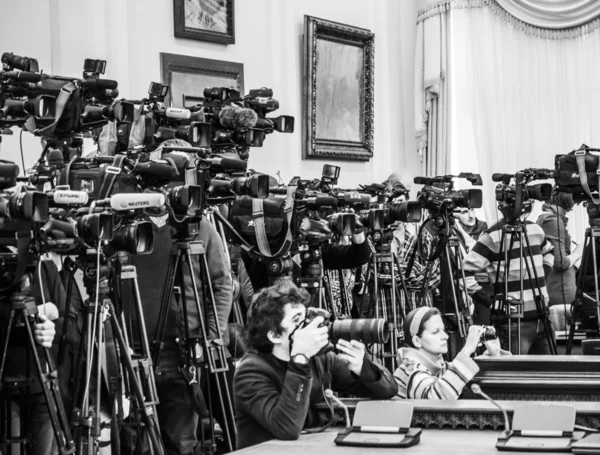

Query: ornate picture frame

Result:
[173,0,235,45]
[303,16,375,161]
[160,53,244,108]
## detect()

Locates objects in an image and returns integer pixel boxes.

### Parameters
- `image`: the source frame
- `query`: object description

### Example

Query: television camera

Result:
[492,168,555,222]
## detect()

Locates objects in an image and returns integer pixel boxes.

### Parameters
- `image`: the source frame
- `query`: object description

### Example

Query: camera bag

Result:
[59,154,137,200]
[228,185,296,258]
[555,146,600,202]
[24,79,82,137]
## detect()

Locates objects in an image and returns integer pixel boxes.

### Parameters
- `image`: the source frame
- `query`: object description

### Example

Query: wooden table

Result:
[233,428,574,454]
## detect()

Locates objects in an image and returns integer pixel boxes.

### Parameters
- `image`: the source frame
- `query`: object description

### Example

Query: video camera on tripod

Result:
[357,182,422,236]
[415,173,483,215]
[0,52,133,137]
[492,168,554,222]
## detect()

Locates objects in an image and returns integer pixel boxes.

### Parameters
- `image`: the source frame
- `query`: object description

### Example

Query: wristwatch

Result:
[291,353,310,365]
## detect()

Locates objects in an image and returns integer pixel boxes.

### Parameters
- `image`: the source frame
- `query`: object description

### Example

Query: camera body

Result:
[415,174,483,216]
[492,169,554,222]
[480,325,497,342]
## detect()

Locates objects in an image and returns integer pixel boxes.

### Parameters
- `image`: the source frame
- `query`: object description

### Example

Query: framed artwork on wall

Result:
[303,16,375,162]
[160,53,244,108]
[173,0,235,45]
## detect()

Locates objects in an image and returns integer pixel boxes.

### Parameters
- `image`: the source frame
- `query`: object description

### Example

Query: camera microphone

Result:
[492,173,513,182]
[470,384,510,433]
[413,177,430,185]
[218,106,258,129]
[4,71,46,83]
[101,193,166,211]
[52,190,89,205]
[81,78,118,92]
[324,389,351,429]
[204,156,247,172]
[164,107,191,120]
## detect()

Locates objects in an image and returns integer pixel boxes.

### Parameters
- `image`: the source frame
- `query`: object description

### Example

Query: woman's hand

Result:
[461,325,486,356]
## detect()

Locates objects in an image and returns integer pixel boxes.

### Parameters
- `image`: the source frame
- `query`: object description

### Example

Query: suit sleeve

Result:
[329,353,398,399]
[234,359,312,440]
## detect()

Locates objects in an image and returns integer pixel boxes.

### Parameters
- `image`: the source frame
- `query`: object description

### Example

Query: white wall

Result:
[0,0,421,190]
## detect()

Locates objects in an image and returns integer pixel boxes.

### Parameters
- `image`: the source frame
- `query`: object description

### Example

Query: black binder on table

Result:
[496,403,585,452]
[334,401,421,448]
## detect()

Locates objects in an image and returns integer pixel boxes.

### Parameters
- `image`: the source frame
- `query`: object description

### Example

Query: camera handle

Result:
[566,225,600,354]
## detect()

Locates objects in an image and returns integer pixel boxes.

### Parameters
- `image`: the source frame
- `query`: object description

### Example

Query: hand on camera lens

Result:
[34,314,55,348]
[462,325,486,356]
[291,316,329,359]
[336,339,365,376]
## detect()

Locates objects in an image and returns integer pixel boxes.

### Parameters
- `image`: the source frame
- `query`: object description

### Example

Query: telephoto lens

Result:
[330,318,390,345]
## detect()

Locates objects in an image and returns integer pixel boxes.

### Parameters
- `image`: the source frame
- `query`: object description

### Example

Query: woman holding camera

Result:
[393,307,506,399]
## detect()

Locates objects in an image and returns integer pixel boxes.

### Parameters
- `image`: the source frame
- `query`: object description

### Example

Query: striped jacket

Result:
[393,348,479,399]
[462,220,553,320]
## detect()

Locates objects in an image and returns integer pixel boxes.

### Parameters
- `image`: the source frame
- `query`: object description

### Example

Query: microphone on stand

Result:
[471,384,510,433]
[324,389,351,429]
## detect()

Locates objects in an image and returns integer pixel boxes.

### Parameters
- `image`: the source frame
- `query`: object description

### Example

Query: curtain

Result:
[448,5,600,239]
[415,2,456,176]
[494,0,600,30]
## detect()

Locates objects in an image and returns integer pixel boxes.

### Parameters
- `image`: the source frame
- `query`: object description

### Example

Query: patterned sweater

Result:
[393,347,479,399]
[462,220,554,320]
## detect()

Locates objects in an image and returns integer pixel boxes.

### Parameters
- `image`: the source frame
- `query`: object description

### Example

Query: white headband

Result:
[409,307,430,338]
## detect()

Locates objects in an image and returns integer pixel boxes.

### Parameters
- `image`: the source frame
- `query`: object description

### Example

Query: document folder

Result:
[334,401,421,448]
[496,403,584,452]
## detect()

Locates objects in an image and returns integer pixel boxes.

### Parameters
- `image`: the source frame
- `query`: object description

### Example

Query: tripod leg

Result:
[106,302,165,455]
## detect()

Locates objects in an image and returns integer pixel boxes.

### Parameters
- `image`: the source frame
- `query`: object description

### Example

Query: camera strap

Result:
[251,184,296,258]
[24,81,77,136]
[575,150,600,204]
[98,154,126,199]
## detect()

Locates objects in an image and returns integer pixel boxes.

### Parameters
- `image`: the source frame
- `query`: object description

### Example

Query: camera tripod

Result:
[416,216,472,356]
[566,223,600,354]
[0,292,75,455]
[152,221,235,454]
[295,240,338,317]
[490,222,557,355]
[358,229,409,371]
[63,251,165,455]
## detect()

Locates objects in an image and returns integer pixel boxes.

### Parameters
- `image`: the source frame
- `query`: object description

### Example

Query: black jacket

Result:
[234,350,397,449]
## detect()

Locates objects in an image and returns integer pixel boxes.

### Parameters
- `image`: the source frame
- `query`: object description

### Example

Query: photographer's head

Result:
[247,281,310,354]
[454,208,476,227]
[549,186,575,212]
[151,138,193,161]
[403,307,447,356]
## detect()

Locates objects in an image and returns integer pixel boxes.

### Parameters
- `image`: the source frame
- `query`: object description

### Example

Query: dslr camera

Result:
[297,307,390,356]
